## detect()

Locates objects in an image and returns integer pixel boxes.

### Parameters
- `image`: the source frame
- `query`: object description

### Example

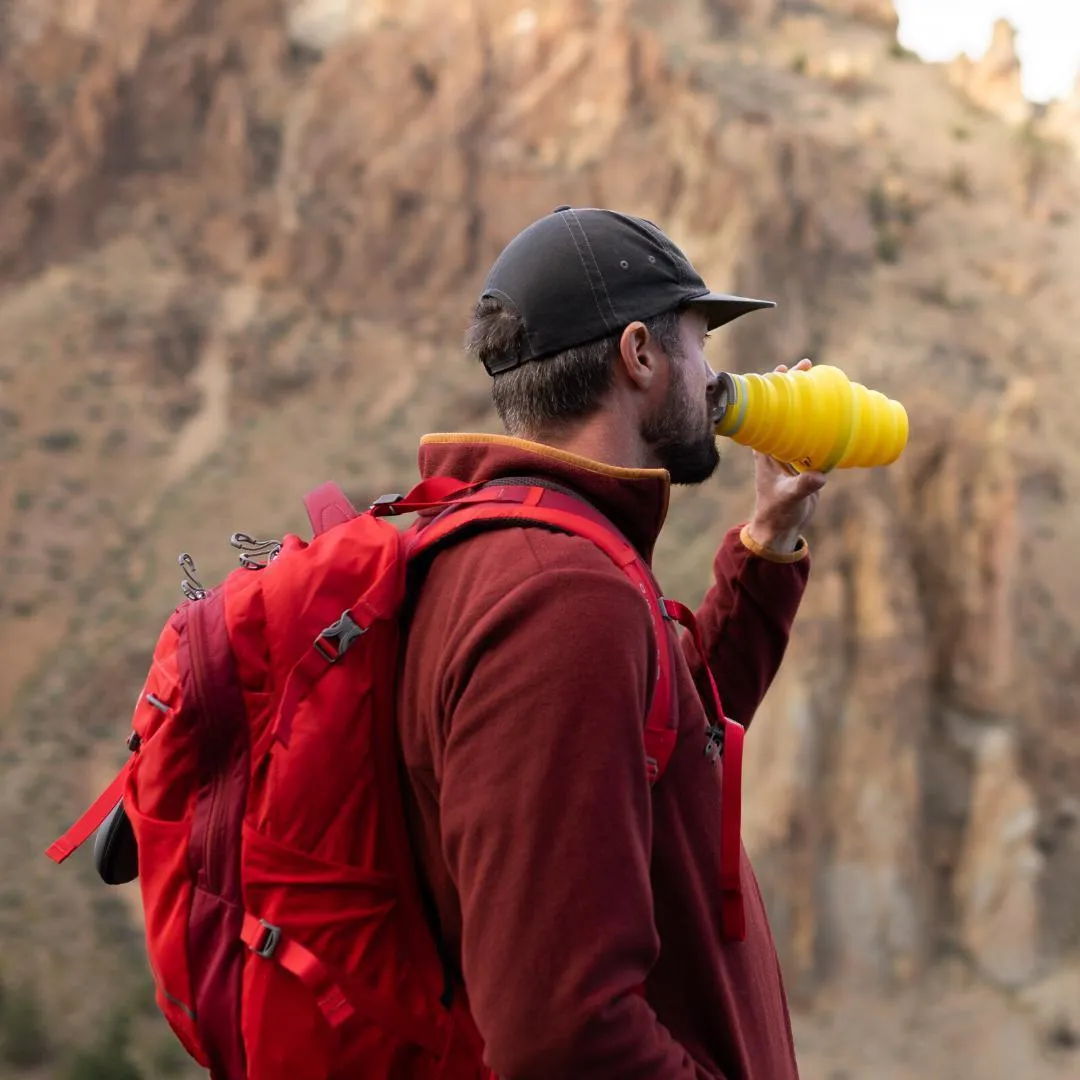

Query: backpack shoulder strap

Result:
[407,484,679,784]
[405,482,746,938]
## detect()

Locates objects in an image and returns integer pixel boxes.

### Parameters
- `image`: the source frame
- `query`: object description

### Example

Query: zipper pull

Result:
[704,723,724,762]
[179,552,207,601]
[229,532,282,570]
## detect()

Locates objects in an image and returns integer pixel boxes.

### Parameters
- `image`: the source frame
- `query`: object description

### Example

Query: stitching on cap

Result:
[562,211,619,334]
[573,226,619,324]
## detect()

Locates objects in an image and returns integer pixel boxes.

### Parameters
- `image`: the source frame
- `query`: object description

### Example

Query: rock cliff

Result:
[1,1,1078,1076]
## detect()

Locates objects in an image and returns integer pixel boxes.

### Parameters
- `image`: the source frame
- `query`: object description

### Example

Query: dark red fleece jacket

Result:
[396,433,810,1080]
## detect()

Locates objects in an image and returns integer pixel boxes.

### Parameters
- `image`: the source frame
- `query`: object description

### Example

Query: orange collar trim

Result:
[419,432,671,483]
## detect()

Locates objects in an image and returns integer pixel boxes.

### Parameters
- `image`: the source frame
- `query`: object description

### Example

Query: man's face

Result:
[641,310,720,485]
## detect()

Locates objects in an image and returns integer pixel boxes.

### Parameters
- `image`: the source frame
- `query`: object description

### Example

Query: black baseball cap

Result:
[477,206,776,374]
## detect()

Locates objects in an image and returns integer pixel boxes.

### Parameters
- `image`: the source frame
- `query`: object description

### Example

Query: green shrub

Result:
[39,429,82,453]
[0,979,52,1068]
[150,1034,190,1076]
[875,232,901,264]
[65,1009,143,1080]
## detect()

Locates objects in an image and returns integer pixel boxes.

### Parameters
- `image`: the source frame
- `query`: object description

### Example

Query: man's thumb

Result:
[794,470,827,496]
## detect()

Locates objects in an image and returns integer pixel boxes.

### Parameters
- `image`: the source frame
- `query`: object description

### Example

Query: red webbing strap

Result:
[240,913,448,1054]
[45,758,134,863]
[303,477,481,533]
[370,476,484,516]
[408,489,679,783]
[661,597,746,941]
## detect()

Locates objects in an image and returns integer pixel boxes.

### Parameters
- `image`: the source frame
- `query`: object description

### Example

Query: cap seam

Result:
[571,221,621,328]
[561,210,619,336]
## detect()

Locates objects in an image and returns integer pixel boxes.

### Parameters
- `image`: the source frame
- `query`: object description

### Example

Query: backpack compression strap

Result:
[405,486,679,785]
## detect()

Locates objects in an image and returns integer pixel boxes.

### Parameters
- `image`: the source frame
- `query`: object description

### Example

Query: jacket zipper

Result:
[188,603,227,895]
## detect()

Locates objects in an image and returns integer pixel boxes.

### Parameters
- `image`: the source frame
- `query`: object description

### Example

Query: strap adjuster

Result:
[369,493,404,516]
[250,919,281,959]
[313,611,365,663]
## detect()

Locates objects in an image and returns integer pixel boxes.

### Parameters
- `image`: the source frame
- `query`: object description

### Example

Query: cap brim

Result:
[688,293,776,331]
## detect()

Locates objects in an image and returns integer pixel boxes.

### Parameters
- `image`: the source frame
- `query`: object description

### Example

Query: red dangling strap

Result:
[45,758,134,864]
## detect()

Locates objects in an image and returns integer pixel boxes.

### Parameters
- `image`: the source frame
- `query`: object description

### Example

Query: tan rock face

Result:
[953,727,1043,988]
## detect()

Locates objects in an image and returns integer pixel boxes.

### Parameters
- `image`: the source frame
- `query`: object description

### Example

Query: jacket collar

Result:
[416,433,671,562]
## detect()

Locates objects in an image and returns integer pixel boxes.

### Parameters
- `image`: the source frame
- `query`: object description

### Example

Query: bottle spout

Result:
[710,372,738,431]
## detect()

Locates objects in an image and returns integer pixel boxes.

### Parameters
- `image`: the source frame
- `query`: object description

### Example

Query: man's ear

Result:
[617,321,664,391]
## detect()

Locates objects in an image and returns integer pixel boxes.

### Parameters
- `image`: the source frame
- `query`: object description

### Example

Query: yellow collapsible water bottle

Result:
[713,364,908,472]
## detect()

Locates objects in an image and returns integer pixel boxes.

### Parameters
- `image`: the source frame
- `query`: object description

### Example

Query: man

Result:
[396,207,825,1079]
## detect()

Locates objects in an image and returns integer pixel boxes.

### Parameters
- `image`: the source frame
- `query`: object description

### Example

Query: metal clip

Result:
[704,723,724,762]
[179,553,207,601]
[229,532,283,570]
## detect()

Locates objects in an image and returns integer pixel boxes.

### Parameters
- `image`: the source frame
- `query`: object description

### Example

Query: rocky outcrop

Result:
[948,18,1032,126]
[703,0,898,32]
[823,0,898,32]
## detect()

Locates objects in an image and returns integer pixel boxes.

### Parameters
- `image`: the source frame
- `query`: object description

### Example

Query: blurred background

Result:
[1,1,1078,1077]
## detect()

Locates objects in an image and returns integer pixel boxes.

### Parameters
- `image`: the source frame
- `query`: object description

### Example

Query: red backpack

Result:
[46,477,745,1080]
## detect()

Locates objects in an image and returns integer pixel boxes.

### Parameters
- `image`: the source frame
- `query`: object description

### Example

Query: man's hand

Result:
[745,358,827,555]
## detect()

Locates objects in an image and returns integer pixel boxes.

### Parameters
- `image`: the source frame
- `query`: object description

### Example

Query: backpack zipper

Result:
[187,603,227,895]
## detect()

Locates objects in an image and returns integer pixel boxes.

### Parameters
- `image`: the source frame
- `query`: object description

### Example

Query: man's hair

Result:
[465,297,684,437]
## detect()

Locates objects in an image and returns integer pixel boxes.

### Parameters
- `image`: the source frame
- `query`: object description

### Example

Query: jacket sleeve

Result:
[682,524,811,732]
[435,562,723,1080]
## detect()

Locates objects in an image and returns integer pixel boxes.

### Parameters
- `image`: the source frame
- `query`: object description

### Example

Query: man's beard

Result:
[641,365,720,486]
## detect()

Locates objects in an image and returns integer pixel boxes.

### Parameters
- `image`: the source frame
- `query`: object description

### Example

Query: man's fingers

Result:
[773,358,812,375]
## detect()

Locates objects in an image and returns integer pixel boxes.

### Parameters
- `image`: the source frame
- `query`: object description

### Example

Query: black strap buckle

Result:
[369,493,404,515]
[251,919,281,959]
[313,612,366,663]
